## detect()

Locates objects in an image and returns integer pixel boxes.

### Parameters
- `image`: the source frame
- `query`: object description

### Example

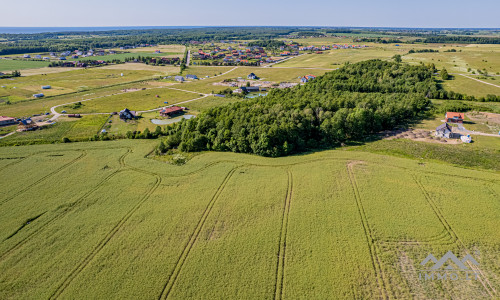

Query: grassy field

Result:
[71,52,181,62]
[0,60,50,72]
[0,115,109,146]
[0,139,498,299]
[441,75,500,97]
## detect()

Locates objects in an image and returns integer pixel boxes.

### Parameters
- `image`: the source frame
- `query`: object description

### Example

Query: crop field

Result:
[0,140,498,299]
[71,52,180,62]
[0,59,50,72]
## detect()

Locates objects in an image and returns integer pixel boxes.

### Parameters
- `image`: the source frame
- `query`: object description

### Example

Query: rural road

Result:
[186,50,191,66]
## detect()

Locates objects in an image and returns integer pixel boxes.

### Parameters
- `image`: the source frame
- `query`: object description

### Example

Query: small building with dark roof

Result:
[160,106,184,118]
[119,108,137,120]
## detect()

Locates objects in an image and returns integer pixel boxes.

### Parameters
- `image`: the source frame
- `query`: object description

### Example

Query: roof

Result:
[161,106,184,114]
[0,116,15,122]
[446,112,464,119]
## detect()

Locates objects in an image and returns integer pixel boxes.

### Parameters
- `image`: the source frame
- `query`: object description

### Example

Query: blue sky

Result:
[1,0,499,28]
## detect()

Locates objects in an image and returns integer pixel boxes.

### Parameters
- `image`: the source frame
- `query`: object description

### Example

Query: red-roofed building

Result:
[445,112,464,123]
[160,106,184,118]
[0,116,16,126]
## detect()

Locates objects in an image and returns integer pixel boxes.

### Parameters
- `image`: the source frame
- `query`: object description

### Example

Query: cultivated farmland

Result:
[0,140,498,299]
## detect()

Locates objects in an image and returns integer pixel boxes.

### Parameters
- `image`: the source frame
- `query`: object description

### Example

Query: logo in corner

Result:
[418,251,479,281]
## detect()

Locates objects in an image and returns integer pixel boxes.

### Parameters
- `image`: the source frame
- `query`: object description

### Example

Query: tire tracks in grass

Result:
[157,167,238,300]
[273,169,293,300]
[0,150,131,261]
[49,173,162,299]
[0,150,87,206]
[412,174,496,298]
[347,161,390,300]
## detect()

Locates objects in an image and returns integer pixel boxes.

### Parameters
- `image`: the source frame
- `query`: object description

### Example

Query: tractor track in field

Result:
[49,173,162,299]
[157,167,237,300]
[0,156,29,168]
[347,162,390,300]
[0,150,87,206]
[0,150,132,261]
[273,169,293,300]
[412,174,496,298]
[380,229,456,246]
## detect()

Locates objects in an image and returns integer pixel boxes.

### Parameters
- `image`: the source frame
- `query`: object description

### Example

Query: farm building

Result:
[435,123,452,138]
[42,85,51,89]
[0,116,16,126]
[18,118,38,131]
[445,112,464,123]
[33,93,44,98]
[23,54,31,58]
[119,108,137,120]
[174,76,185,82]
[160,106,184,118]
[247,73,258,80]
[186,74,198,80]
[241,86,260,93]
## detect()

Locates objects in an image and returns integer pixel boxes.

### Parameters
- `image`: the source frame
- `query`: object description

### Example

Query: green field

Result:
[0,139,498,299]
[0,60,50,72]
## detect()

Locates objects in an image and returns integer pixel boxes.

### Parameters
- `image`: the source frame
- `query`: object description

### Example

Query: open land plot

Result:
[0,115,109,146]
[0,60,50,72]
[99,63,179,73]
[180,66,236,78]
[60,87,204,114]
[403,45,500,74]
[0,140,498,299]
[0,68,161,103]
[441,75,500,97]
[173,67,329,94]
[277,47,403,68]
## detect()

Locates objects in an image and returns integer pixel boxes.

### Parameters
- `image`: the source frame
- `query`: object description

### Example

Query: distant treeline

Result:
[123,56,180,65]
[421,36,500,44]
[357,38,404,44]
[408,49,439,54]
[246,40,285,48]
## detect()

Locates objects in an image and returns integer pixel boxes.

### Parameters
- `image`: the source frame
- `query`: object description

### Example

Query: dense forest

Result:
[159,60,434,157]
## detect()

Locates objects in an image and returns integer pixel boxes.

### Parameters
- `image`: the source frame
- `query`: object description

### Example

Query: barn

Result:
[160,106,184,118]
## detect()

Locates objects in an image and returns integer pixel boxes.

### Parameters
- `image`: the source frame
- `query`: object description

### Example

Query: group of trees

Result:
[123,55,180,65]
[408,49,439,54]
[158,60,435,157]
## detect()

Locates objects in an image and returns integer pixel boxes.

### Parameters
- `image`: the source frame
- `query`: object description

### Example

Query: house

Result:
[247,73,258,80]
[160,106,184,118]
[300,77,309,83]
[186,74,198,80]
[42,85,51,89]
[23,54,31,58]
[175,76,185,82]
[119,108,137,120]
[35,55,42,59]
[18,118,38,131]
[435,123,452,138]
[445,112,464,123]
[0,116,16,126]
[33,93,44,98]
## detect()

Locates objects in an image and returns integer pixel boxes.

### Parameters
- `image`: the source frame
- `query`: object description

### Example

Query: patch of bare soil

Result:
[381,129,462,144]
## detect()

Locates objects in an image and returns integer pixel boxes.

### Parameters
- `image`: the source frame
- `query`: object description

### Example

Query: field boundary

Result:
[157,167,238,300]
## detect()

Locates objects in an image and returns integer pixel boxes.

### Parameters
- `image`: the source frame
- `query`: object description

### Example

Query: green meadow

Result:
[0,59,50,72]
